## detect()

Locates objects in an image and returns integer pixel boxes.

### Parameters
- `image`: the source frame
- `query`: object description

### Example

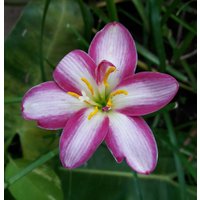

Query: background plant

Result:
[5,0,196,199]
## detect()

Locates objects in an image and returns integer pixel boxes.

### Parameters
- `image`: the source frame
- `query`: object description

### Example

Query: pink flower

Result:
[22,22,179,174]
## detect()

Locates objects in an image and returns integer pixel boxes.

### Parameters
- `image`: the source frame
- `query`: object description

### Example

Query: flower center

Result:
[67,68,128,120]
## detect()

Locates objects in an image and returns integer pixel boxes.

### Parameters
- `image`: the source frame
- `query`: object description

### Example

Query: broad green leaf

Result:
[18,121,58,160]
[77,142,176,175]
[5,0,84,148]
[5,159,63,200]
[5,148,59,188]
[58,168,196,200]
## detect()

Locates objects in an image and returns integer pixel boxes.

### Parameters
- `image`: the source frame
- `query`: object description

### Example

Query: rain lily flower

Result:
[22,22,178,174]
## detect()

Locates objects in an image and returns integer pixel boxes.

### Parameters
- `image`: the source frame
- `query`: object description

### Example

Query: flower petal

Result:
[106,112,158,174]
[60,108,109,168]
[22,81,85,129]
[89,22,137,79]
[53,50,98,96]
[113,72,179,116]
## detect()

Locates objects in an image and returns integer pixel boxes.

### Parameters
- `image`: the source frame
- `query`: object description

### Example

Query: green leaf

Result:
[77,0,94,41]
[163,112,186,200]
[161,0,180,24]
[136,43,188,83]
[173,31,196,62]
[133,172,144,200]
[176,0,195,16]
[160,138,197,181]
[106,0,118,21]
[4,97,22,104]
[5,0,84,149]
[18,121,58,160]
[181,60,196,91]
[90,6,110,24]
[131,0,149,32]
[5,159,63,200]
[39,0,52,82]
[58,168,196,200]
[150,0,166,72]
[5,148,59,188]
[162,7,196,34]
[118,8,141,26]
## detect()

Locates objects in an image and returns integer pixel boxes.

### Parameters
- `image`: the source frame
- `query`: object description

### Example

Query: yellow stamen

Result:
[110,90,128,97]
[106,90,128,108]
[81,78,94,95]
[84,101,91,105]
[67,92,80,99]
[103,66,116,87]
[88,106,98,120]
[106,98,112,107]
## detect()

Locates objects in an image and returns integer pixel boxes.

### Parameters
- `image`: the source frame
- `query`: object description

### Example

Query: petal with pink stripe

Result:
[60,108,109,169]
[53,50,98,96]
[106,112,158,174]
[89,22,137,80]
[22,81,85,130]
[113,72,179,116]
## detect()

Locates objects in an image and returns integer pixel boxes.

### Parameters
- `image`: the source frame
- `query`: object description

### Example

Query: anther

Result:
[105,90,128,109]
[110,90,128,97]
[106,98,112,107]
[67,92,80,99]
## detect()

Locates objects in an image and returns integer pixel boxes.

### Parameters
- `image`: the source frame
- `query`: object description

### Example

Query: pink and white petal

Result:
[113,72,179,116]
[53,50,98,96]
[22,81,85,130]
[60,108,109,169]
[89,22,137,80]
[89,22,137,82]
[106,112,158,174]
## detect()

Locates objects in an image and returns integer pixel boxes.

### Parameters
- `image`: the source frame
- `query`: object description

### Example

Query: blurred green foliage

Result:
[5,0,196,199]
